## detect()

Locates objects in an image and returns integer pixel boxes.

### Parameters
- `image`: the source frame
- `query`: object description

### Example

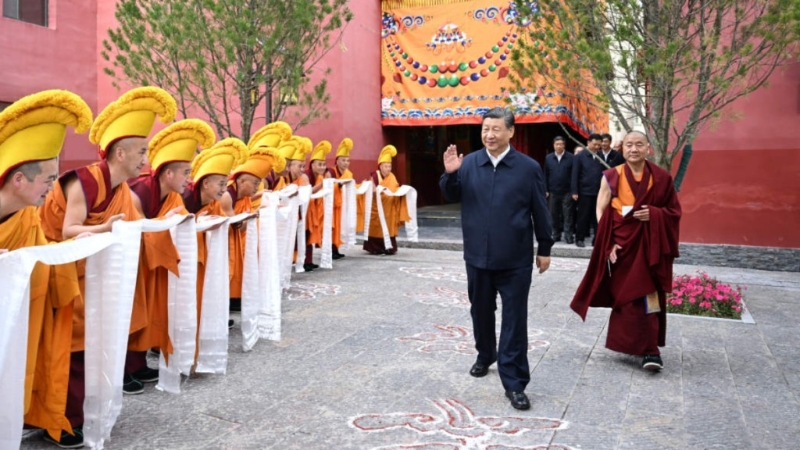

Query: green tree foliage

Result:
[102,0,353,141]
[511,0,800,182]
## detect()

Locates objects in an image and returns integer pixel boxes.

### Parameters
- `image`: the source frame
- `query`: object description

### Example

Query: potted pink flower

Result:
[667,271,746,320]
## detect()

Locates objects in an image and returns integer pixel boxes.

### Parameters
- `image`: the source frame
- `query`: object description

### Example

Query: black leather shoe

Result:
[576,240,586,248]
[303,263,316,272]
[469,361,493,377]
[505,391,531,410]
[565,235,575,244]
[332,252,345,260]
[131,367,158,383]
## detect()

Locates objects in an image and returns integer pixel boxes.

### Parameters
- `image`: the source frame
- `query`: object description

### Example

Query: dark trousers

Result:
[576,195,598,241]
[465,263,532,393]
[548,193,574,239]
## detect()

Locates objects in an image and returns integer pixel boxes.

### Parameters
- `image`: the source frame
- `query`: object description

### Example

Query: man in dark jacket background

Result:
[571,133,607,247]
[439,107,553,411]
[543,136,575,244]
[600,133,624,167]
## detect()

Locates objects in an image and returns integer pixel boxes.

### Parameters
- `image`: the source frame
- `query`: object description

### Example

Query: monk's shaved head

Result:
[623,130,649,143]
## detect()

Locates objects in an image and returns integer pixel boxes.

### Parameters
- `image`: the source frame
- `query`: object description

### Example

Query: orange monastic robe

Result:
[272,174,287,191]
[367,172,410,239]
[2,208,78,437]
[227,184,252,299]
[126,190,186,356]
[306,173,325,246]
[36,162,144,438]
[195,199,225,324]
[330,167,353,247]
[39,162,145,352]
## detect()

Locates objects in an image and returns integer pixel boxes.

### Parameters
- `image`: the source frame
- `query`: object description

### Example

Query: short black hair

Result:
[482,107,515,129]
[553,136,565,144]
[2,161,43,187]
[588,133,602,142]
[601,133,612,141]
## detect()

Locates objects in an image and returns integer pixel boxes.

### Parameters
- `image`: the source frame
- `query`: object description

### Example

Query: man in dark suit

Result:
[571,133,607,247]
[543,136,575,243]
[600,133,624,167]
[439,107,553,411]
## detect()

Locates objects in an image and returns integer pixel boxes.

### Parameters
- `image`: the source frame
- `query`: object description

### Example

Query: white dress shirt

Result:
[486,145,511,168]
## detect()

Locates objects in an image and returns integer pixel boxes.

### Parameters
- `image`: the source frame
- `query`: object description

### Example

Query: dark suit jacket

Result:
[571,150,607,196]
[439,147,554,270]
[600,149,624,167]
[543,151,574,195]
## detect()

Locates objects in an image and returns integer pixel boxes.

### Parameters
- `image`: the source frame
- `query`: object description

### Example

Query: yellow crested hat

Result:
[147,119,215,174]
[378,145,397,164]
[311,140,331,161]
[298,136,313,160]
[278,137,307,161]
[248,121,292,149]
[231,146,286,180]
[191,138,246,183]
[336,138,353,158]
[0,89,93,183]
[90,86,177,157]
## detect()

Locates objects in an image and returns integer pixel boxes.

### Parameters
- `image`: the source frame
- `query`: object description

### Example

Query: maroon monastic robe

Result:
[570,161,681,355]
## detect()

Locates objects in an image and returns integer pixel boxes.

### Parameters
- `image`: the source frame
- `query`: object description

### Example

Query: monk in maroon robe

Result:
[570,130,681,371]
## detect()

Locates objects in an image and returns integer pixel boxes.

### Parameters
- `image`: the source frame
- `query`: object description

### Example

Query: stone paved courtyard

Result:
[20,248,800,449]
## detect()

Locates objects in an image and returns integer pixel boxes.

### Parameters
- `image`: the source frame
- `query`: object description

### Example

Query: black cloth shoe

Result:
[303,263,316,272]
[132,367,158,383]
[228,319,235,329]
[552,234,562,242]
[642,354,664,371]
[332,251,345,260]
[564,235,575,244]
[469,360,494,378]
[576,240,586,248]
[229,298,241,312]
[123,373,144,395]
[505,391,531,410]
[43,426,83,449]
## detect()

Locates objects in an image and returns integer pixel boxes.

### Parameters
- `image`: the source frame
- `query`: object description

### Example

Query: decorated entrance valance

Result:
[380,0,607,136]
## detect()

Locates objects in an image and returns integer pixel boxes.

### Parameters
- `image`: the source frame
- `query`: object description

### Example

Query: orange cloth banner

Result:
[380,0,607,135]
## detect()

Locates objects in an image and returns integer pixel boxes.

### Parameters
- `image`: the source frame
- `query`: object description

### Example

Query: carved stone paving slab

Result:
[349,398,571,450]
[397,325,550,355]
[285,281,341,301]
[405,287,470,308]
[399,266,467,283]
